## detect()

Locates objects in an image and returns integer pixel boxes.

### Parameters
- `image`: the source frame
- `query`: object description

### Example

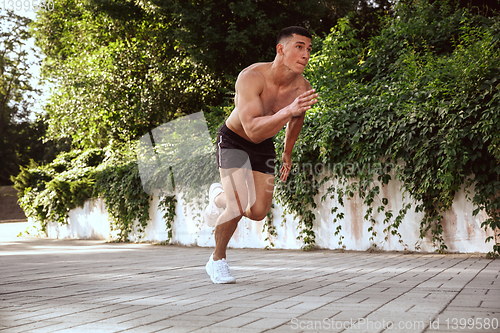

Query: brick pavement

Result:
[0,237,498,333]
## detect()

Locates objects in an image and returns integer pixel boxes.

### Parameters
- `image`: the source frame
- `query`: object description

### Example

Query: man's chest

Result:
[260,86,300,115]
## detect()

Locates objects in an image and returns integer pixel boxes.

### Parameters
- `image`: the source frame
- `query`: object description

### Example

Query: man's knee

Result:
[221,201,246,222]
[246,203,271,221]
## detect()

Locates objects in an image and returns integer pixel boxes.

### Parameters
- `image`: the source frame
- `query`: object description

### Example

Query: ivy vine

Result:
[159,194,177,243]
[274,1,500,256]
[263,203,277,249]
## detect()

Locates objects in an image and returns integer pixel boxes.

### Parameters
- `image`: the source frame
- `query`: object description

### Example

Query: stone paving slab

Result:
[0,237,499,333]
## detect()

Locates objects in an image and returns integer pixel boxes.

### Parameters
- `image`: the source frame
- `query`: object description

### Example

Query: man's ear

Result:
[276,43,284,55]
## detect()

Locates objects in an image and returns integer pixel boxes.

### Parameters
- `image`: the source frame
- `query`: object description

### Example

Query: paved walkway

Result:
[0,236,498,333]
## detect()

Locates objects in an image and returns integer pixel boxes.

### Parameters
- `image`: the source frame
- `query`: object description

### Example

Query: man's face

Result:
[280,34,312,73]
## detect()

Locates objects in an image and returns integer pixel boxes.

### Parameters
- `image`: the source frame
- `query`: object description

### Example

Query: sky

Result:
[23,9,50,119]
[4,8,49,120]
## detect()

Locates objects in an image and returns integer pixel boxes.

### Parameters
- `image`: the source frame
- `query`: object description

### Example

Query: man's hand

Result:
[280,152,292,182]
[288,89,318,117]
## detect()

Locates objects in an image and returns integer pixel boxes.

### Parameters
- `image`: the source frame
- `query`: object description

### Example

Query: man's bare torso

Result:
[226,62,310,142]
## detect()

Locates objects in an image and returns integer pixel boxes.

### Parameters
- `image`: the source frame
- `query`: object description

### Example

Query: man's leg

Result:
[213,167,251,261]
[212,168,274,261]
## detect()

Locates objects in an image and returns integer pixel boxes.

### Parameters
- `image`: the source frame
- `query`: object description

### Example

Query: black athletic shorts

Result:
[216,123,276,175]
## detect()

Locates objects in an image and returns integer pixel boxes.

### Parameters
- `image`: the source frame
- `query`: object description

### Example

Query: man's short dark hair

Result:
[276,26,312,46]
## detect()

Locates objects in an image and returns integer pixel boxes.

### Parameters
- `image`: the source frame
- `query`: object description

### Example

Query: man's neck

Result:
[270,60,299,88]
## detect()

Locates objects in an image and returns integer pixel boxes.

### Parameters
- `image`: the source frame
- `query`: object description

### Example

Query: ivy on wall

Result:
[13,146,153,242]
[274,0,500,255]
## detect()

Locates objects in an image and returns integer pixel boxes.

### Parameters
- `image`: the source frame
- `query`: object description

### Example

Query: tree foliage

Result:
[33,0,216,148]
[33,0,359,149]
[0,10,41,184]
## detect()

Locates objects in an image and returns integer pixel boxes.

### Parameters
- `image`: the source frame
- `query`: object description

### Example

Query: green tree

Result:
[165,0,354,78]
[33,0,360,149]
[33,0,225,148]
[0,10,40,185]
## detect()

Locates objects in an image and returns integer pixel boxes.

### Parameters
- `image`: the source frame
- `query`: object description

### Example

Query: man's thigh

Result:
[220,167,252,218]
[245,170,274,220]
[220,167,274,221]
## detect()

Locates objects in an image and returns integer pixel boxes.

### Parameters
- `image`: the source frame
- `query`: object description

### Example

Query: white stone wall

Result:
[46,199,110,240]
[43,177,497,253]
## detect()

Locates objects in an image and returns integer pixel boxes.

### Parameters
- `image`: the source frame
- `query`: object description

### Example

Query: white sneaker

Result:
[205,254,236,284]
[204,183,223,227]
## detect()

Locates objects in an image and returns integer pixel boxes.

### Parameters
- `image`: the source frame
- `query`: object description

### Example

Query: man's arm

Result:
[236,70,317,143]
[283,114,305,155]
[280,80,314,181]
[280,113,305,181]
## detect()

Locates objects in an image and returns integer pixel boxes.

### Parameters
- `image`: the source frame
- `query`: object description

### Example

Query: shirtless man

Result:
[204,26,318,284]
